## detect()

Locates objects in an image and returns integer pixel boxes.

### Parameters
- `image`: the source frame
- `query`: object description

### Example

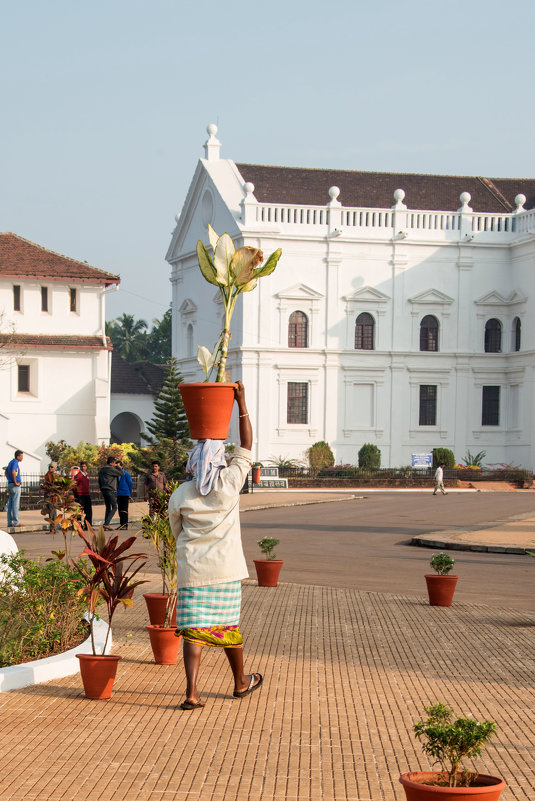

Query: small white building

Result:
[166,126,535,468]
[0,233,120,472]
[110,352,166,445]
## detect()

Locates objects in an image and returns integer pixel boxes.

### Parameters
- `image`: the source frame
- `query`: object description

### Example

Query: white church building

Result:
[0,233,119,472]
[166,125,535,468]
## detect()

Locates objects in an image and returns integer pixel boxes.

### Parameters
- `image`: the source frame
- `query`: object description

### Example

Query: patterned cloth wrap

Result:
[186,439,227,495]
[175,580,243,648]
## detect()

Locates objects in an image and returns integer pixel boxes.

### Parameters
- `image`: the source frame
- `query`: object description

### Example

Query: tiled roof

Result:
[236,164,535,213]
[0,233,120,284]
[111,351,167,395]
[0,334,112,349]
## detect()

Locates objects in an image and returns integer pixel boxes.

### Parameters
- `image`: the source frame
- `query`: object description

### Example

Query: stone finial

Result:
[392,189,407,210]
[204,123,221,161]
[328,186,341,206]
[458,192,472,212]
[514,194,526,213]
[244,182,255,197]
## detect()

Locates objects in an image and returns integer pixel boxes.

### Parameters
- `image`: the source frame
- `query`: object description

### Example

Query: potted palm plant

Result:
[425,552,458,607]
[179,225,281,439]
[254,537,284,587]
[399,702,506,800]
[140,484,181,665]
[72,523,148,699]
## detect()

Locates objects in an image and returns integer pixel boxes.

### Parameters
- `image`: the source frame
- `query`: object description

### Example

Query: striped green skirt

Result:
[175,581,243,648]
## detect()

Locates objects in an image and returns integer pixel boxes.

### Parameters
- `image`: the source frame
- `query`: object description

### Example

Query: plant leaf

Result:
[196,241,218,286]
[254,248,282,278]
[230,246,263,283]
[213,233,235,285]
[208,224,219,252]
[197,344,217,376]
[239,278,258,293]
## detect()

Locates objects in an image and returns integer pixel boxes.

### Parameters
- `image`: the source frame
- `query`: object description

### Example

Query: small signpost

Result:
[411,452,432,469]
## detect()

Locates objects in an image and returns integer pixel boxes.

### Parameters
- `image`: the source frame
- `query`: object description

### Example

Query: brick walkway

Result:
[0,570,534,801]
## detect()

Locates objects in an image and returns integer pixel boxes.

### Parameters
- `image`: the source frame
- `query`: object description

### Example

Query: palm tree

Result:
[106,314,148,361]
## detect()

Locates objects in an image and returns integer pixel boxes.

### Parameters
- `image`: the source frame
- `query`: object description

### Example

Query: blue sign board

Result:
[411,452,432,468]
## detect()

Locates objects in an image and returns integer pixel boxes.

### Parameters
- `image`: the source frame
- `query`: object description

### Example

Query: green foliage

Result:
[358,443,381,470]
[430,552,455,576]
[257,537,280,560]
[45,439,69,465]
[432,448,455,469]
[267,455,303,469]
[463,450,486,468]
[44,441,137,472]
[413,703,497,787]
[140,481,179,626]
[40,475,81,564]
[106,307,171,364]
[0,553,87,667]
[306,441,335,471]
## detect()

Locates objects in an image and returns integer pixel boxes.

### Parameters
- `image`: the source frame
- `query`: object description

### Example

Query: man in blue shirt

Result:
[116,462,133,529]
[6,449,23,529]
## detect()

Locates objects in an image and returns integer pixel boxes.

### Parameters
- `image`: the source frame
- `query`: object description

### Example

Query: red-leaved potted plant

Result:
[179,226,281,439]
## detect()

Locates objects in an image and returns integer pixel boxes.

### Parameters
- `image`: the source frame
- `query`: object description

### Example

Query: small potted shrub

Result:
[73,523,148,699]
[425,552,458,607]
[254,537,283,587]
[399,702,506,800]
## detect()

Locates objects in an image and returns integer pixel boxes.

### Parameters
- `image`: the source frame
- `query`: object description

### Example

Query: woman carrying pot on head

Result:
[168,381,263,710]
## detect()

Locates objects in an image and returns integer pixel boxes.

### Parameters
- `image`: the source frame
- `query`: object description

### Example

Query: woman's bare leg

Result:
[182,641,203,704]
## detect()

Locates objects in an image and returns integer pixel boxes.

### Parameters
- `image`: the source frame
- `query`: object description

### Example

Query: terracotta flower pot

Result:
[252,467,262,484]
[143,592,177,627]
[425,575,459,606]
[178,382,237,439]
[76,653,122,699]
[254,559,284,587]
[146,625,182,665]
[399,771,506,801]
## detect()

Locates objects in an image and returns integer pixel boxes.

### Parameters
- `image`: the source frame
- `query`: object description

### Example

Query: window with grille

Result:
[287,382,308,424]
[482,386,500,425]
[355,313,375,350]
[484,318,501,353]
[513,317,521,352]
[41,286,49,312]
[419,385,437,426]
[13,285,21,311]
[420,315,439,351]
[18,365,30,393]
[288,311,308,348]
[70,288,78,312]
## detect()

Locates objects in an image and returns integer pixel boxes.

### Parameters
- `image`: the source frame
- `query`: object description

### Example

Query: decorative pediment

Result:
[343,286,390,304]
[474,289,527,307]
[276,283,324,302]
[178,298,197,316]
[408,288,454,306]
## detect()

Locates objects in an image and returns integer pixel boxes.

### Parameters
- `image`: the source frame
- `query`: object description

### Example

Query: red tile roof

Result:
[0,233,120,284]
[236,164,535,213]
[0,334,113,350]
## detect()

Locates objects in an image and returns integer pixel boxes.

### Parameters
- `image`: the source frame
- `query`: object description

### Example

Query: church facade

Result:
[166,126,535,468]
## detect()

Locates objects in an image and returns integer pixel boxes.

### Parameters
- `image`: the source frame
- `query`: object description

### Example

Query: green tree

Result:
[106,313,148,361]
[145,307,172,363]
[306,441,334,471]
[358,443,381,470]
[432,447,455,469]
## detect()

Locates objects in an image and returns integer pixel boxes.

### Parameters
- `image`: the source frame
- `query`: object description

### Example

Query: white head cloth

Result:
[186,439,227,496]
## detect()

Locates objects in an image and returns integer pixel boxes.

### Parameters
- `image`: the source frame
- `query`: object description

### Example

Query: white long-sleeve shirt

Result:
[434,466,443,481]
[169,447,252,588]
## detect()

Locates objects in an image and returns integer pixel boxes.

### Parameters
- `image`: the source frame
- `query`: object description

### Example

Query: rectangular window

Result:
[41,286,49,312]
[419,385,437,426]
[18,365,30,393]
[482,386,500,426]
[13,285,21,311]
[287,382,308,424]
[70,288,77,312]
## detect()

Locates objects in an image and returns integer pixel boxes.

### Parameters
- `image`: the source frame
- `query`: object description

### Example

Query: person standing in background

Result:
[116,463,133,529]
[6,449,23,529]
[73,461,92,529]
[98,457,124,530]
[144,461,168,518]
[41,462,58,533]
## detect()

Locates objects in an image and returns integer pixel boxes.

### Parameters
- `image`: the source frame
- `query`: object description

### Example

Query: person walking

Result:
[6,449,24,529]
[98,456,124,530]
[433,463,448,495]
[144,461,168,518]
[168,381,262,710]
[116,463,133,529]
[73,461,93,529]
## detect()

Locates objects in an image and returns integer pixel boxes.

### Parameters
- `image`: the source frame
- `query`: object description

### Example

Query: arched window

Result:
[288,311,308,348]
[355,313,375,350]
[420,315,439,352]
[484,318,502,353]
[513,317,521,352]
[186,324,194,357]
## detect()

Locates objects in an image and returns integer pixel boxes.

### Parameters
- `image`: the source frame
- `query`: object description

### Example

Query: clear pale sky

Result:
[2,0,533,322]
